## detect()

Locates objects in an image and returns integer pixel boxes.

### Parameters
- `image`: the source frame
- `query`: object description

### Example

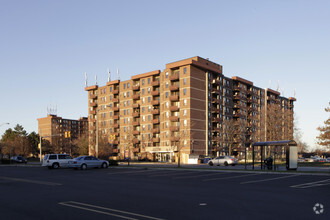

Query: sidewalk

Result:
[117,161,330,173]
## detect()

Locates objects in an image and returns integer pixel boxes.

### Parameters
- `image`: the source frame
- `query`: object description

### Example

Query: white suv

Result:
[42,154,73,169]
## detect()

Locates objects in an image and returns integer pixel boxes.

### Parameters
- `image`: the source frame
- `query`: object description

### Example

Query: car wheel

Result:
[52,163,60,169]
[81,164,87,170]
[208,161,213,166]
[102,162,108,169]
[224,161,229,166]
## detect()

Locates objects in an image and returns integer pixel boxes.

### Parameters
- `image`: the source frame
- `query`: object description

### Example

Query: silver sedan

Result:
[68,156,109,170]
[208,156,238,166]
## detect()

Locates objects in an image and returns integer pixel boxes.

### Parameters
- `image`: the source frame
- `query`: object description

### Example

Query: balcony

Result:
[132,121,140,126]
[133,103,140,108]
[152,128,160,134]
[112,148,119,153]
[152,80,159,86]
[152,119,160,124]
[112,89,119,95]
[233,104,240,109]
[112,140,119,145]
[132,148,140,153]
[113,132,119,137]
[151,109,160,114]
[133,138,140,144]
[212,108,221,113]
[152,137,160,143]
[212,89,221,94]
[113,123,119,128]
[169,95,179,102]
[132,130,140,135]
[170,106,179,111]
[169,85,179,91]
[151,90,160,96]
[90,118,96,123]
[233,112,241,118]
[113,115,119,120]
[113,106,119,111]
[212,118,221,123]
[151,100,159,105]
[170,74,179,81]
[89,110,96,114]
[89,94,97,99]
[112,98,119,103]
[133,94,140,100]
[212,127,221,132]
[89,102,97,107]
[233,95,241,100]
[170,126,179,132]
[132,85,140,91]
[212,79,221,84]
[170,116,179,122]
[170,137,179,142]
[233,86,241,91]
[133,112,140,117]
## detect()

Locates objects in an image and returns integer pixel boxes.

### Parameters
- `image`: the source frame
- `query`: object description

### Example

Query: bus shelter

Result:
[252,140,298,171]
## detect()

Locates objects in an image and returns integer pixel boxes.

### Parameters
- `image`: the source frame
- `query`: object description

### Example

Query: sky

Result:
[0,0,329,150]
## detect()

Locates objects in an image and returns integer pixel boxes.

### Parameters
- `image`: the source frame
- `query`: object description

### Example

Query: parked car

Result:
[10,156,27,164]
[208,156,238,166]
[297,157,305,162]
[326,158,330,162]
[68,156,109,170]
[42,154,73,169]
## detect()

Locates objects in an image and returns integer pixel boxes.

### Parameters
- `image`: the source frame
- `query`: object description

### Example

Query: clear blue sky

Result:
[1,0,329,150]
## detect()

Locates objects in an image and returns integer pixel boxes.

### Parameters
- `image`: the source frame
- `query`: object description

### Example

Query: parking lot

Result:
[0,166,329,219]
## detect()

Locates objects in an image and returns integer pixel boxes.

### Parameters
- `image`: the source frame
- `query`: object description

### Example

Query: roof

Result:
[252,140,297,146]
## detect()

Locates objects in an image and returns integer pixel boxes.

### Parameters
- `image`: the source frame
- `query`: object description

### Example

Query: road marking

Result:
[59,201,165,220]
[108,170,154,175]
[290,179,330,189]
[199,203,207,206]
[174,172,227,179]
[203,173,263,182]
[128,170,160,176]
[0,176,62,186]
[240,174,299,184]
[150,171,196,177]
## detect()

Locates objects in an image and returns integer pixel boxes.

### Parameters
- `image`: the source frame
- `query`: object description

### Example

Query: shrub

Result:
[108,160,118,166]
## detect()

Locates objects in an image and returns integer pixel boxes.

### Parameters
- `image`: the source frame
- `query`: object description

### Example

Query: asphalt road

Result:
[0,166,329,220]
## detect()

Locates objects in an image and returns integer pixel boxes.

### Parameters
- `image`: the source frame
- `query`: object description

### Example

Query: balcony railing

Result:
[170,106,179,111]
[151,109,160,114]
[152,128,160,134]
[152,119,160,124]
[169,95,179,102]
[112,98,119,102]
[132,130,140,135]
[151,100,159,105]
[152,137,160,143]
[170,75,179,81]
[133,94,140,100]
[132,112,140,117]
[132,85,140,91]
[113,106,119,111]
[133,103,140,108]
[151,80,159,86]
[89,94,97,99]
[170,126,179,132]
[169,85,179,91]
[151,90,160,96]
[112,89,119,95]
[132,121,140,126]
[170,116,179,122]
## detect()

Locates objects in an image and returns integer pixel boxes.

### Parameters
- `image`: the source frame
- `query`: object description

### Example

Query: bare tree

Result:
[317,103,330,149]
[222,118,236,156]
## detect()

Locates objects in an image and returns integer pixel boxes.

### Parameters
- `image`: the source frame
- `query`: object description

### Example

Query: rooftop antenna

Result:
[95,74,98,85]
[85,72,88,87]
[276,80,280,92]
[268,80,271,89]
[281,88,285,96]
[117,68,120,80]
[294,88,296,98]
[107,68,111,82]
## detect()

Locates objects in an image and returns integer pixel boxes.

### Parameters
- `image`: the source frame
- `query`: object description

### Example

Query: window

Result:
[148,124,151,130]
[166,112,169,118]
[142,107,145,113]
[183,89,187,95]
[148,106,151,112]
[148,97,151,103]
[165,72,169,78]
[184,120,187,126]
[165,92,169,98]
[166,82,169,88]
[142,89,145,95]
[127,91,130,97]
[148,78,151,84]
[184,99,187,106]
[183,109,187,116]
[142,97,145,104]
[183,78,187,85]
[127,83,130,88]
[142,79,145,85]
[143,116,146,122]
[184,67,187,74]
[124,84,126,89]
[148,87,151,94]
[166,102,169,108]
[148,115,151,121]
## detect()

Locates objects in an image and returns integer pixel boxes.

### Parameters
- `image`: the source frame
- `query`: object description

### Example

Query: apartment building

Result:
[85,56,295,163]
[37,114,88,151]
